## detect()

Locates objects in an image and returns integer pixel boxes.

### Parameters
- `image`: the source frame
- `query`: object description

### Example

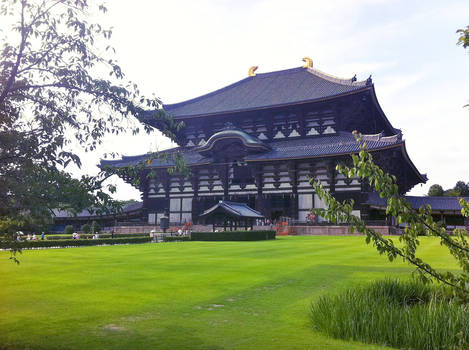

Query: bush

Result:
[45,233,149,240]
[310,279,469,350]
[64,225,74,234]
[0,237,151,249]
[191,230,275,241]
[46,234,112,240]
[81,223,91,234]
[163,236,191,242]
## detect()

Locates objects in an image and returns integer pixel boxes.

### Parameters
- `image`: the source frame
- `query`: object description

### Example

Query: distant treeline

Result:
[428,181,469,197]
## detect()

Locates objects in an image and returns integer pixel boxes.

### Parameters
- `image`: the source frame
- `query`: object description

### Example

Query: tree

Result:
[444,188,461,197]
[80,223,90,234]
[312,133,469,300]
[64,225,74,235]
[0,1,181,249]
[457,26,469,49]
[428,184,444,196]
[90,220,100,234]
[457,25,469,107]
[454,181,469,196]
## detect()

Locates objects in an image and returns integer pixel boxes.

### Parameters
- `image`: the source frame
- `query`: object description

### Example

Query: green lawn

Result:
[0,236,457,350]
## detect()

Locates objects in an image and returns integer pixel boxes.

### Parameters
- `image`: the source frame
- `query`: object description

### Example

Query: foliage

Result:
[454,181,469,196]
[311,279,469,350]
[63,224,74,235]
[162,236,191,242]
[0,236,151,249]
[90,220,100,234]
[427,184,444,196]
[312,133,469,301]
[80,223,91,234]
[44,233,148,240]
[457,25,469,107]
[0,0,182,250]
[191,230,276,241]
[427,181,469,196]
[457,25,469,49]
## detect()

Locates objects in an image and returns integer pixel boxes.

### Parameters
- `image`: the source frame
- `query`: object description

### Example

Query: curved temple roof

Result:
[162,66,371,118]
[196,124,270,156]
[101,132,406,167]
[100,131,426,192]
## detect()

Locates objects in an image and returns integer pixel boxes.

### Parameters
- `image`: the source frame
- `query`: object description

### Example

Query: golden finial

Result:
[302,57,313,68]
[248,66,258,77]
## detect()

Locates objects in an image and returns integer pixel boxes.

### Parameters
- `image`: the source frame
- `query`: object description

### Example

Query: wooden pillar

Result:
[296,107,307,137]
[254,164,265,215]
[191,169,200,223]
[288,160,298,219]
[216,163,230,200]
[328,160,336,194]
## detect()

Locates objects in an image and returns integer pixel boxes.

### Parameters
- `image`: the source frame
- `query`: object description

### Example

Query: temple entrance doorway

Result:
[267,195,292,222]
[271,210,283,222]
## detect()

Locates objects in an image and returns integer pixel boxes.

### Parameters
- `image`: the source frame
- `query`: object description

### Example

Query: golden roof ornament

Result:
[248,66,258,77]
[302,57,313,68]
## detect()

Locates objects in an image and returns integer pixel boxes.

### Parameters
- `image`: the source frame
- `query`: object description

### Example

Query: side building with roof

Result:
[101,61,427,226]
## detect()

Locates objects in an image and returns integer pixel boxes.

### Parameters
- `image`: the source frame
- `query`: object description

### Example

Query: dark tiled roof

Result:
[245,132,402,161]
[100,132,402,168]
[162,67,370,118]
[199,201,264,219]
[100,148,210,168]
[365,192,469,211]
[53,202,143,218]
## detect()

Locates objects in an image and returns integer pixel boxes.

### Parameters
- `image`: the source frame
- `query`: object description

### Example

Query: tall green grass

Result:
[311,279,469,350]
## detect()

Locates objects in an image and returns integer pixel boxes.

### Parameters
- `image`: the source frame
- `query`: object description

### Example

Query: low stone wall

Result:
[289,225,392,235]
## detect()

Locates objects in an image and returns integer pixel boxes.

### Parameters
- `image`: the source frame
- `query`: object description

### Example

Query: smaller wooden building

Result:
[364,193,469,229]
[199,200,264,231]
[51,202,144,232]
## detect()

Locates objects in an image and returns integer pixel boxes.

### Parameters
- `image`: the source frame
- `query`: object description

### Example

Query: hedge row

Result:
[191,230,276,241]
[162,236,191,242]
[0,237,151,249]
[45,233,149,240]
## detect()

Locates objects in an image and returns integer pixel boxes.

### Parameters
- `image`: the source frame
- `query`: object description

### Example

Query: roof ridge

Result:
[222,202,243,216]
[306,67,369,87]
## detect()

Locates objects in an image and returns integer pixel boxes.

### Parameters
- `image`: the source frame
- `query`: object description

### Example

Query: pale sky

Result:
[72,0,469,200]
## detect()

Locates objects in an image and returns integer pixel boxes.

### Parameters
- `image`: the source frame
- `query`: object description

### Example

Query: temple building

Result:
[101,59,427,225]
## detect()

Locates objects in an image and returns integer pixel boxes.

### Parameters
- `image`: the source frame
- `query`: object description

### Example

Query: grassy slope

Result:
[0,236,457,350]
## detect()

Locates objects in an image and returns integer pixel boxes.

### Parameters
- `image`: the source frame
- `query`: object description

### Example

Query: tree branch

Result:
[0,0,28,105]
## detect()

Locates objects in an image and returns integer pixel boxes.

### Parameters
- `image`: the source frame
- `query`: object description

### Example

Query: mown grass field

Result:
[0,236,457,350]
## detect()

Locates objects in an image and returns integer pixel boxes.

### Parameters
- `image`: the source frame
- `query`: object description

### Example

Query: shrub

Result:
[310,279,469,350]
[81,223,91,233]
[64,225,74,234]
[45,233,149,240]
[46,234,112,240]
[0,237,151,249]
[191,230,275,241]
[162,236,191,242]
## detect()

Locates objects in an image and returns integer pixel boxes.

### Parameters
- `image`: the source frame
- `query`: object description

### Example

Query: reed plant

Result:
[311,279,469,350]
